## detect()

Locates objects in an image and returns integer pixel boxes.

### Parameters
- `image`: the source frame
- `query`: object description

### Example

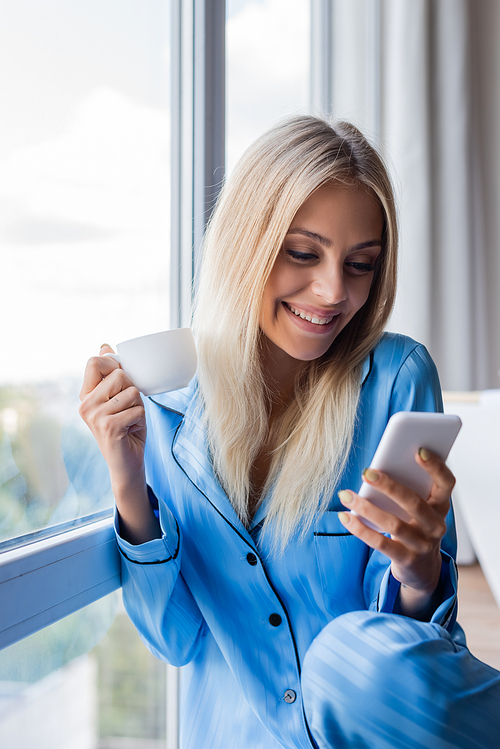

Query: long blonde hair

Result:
[193,116,398,548]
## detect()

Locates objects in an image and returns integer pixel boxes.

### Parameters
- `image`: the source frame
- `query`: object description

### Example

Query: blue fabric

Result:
[302,611,500,749]
[115,333,482,749]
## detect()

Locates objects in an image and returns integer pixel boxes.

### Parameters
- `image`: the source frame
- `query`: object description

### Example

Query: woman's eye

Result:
[285,249,318,262]
[345,261,375,274]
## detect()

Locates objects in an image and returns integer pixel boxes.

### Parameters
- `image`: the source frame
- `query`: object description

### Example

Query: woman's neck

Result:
[259,335,305,405]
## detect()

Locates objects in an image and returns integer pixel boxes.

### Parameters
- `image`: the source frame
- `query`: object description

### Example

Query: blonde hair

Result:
[193,115,397,549]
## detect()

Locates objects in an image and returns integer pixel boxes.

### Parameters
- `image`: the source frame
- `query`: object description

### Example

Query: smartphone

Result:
[354,411,462,531]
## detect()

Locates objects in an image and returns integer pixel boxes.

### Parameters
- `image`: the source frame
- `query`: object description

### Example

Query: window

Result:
[1,1,312,746]
[1,1,173,745]
[226,0,310,174]
[0,0,171,545]
[0,593,168,748]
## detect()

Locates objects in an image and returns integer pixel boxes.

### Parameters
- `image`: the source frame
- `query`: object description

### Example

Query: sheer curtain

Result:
[311,0,490,390]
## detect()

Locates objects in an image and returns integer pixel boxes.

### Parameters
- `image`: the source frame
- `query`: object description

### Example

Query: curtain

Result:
[310,0,490,390]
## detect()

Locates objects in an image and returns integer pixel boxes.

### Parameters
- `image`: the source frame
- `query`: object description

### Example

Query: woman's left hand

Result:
[337,448,455,619]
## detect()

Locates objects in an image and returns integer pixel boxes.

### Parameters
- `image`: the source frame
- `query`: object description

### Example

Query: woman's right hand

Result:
[79,344,161,544]
[79,344,146,485]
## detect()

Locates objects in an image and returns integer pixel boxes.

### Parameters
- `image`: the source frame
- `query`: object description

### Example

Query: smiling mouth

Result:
[285,303,338,326]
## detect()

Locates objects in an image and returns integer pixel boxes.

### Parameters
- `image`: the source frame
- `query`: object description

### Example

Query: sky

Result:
[0,0,309,385]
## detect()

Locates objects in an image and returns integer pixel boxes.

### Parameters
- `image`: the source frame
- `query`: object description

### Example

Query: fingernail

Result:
[363,468,379,483]
[338,511,351,524]
[338,489,353,504]
[100,343,110,351]
[419,447,431,462]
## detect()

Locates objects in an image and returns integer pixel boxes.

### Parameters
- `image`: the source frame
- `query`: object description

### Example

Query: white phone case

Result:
[355,411,462,531]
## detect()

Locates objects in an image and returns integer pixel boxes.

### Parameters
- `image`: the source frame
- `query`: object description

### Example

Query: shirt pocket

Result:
[314,511,369,614]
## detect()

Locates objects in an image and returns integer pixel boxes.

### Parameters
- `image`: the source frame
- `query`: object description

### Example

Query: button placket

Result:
[240,547,299,713]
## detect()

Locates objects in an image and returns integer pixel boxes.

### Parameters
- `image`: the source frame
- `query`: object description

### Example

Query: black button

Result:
[246,552,258,566]
[269,613,282,627]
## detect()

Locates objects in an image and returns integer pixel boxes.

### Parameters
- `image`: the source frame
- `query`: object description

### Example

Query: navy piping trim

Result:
[361,350,374,387]
[314,531,353,537]
[170,419,317,749]
[117,517,181,565]
[148,395,185,418]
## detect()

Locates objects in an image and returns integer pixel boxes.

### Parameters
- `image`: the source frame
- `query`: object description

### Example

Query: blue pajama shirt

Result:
[116,332,500,749]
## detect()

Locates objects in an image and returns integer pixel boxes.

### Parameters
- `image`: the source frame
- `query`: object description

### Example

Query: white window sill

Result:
[0,517,120,651]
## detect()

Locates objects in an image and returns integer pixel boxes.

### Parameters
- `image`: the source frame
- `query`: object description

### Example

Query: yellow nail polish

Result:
[338,511,350,524]
[338,490,353,504]
[363,468,379,482]
[418,447,431,462]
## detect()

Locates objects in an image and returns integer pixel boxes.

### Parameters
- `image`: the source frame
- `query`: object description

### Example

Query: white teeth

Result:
[288,304,335,326]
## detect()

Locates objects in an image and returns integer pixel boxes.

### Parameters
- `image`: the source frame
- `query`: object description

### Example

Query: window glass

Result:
[0,1,171,544]
[226,0,311,174]
[0,592,167,747]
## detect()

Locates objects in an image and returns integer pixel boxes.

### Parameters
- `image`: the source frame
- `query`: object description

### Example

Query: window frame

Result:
[170,0,225,328]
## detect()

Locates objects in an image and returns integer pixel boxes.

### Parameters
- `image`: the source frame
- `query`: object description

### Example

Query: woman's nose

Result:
[311,268,347,305]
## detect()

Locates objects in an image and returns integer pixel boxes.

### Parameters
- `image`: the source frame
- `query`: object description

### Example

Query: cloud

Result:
[0,87,170,231]
[1,88,171,384]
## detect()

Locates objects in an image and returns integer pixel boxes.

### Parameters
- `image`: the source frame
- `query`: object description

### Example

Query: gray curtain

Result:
[310,0,491,391]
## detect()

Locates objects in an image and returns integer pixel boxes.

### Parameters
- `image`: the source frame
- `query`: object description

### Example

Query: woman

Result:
[80,116,500,749]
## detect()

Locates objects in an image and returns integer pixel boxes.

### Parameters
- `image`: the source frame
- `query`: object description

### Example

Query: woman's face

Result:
[259,184,384,373]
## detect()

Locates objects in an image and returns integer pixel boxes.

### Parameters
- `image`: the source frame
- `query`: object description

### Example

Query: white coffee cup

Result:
[104,328,197,396]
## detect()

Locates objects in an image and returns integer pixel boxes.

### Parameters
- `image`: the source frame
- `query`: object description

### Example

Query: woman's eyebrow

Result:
[350,240,382,251]
[287,228,331,246]
[286,229,382,252]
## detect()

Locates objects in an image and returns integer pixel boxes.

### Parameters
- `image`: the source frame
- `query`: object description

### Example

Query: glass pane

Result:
[0,1,171,544]
[0,592,167,748]
[226,0,311,173]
